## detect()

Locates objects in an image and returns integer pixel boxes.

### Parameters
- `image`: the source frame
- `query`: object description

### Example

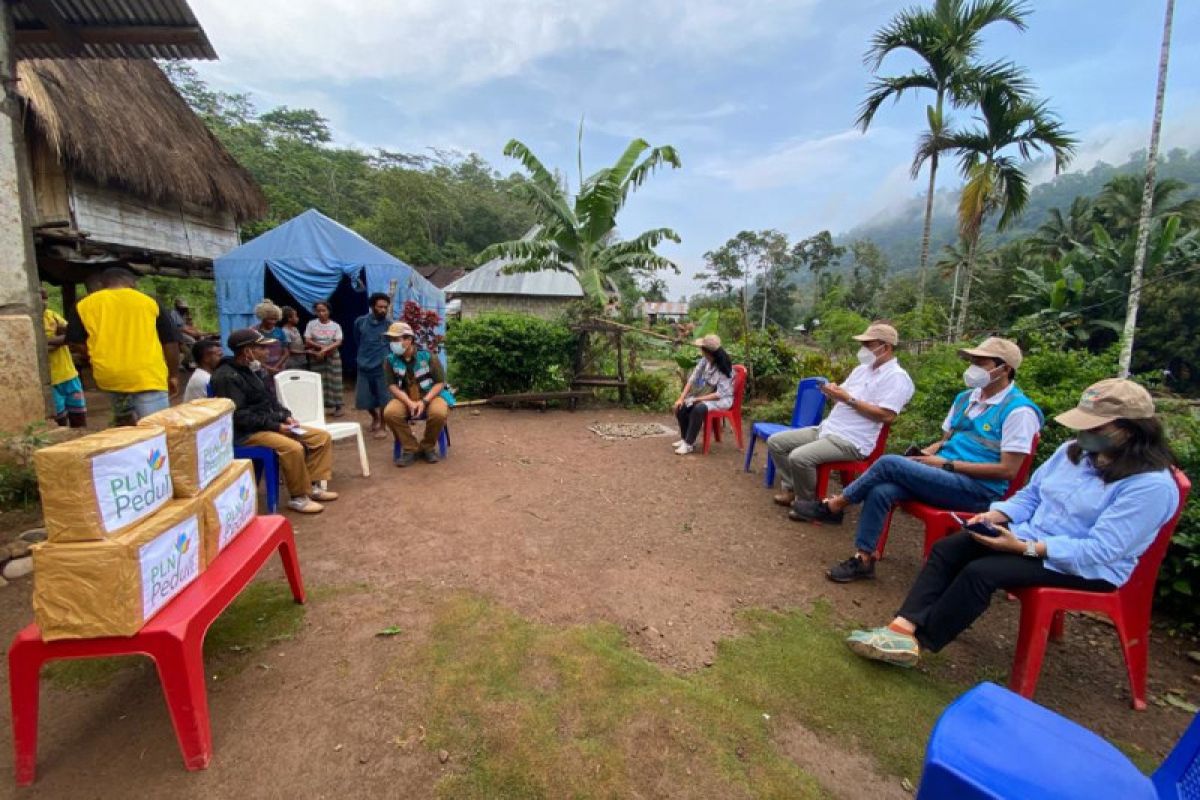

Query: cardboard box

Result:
[198,459,257,568]
[33,425,173,542]
[139,398,235,497]
[31,498,204,640]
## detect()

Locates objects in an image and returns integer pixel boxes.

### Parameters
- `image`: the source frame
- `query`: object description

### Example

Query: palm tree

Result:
[917,76,1076,339]
[1120,0,1177,377]
[1031,196,1094,259]
[1096,174,1200,240]
[478,136,682,303]
[857,0,1031,306]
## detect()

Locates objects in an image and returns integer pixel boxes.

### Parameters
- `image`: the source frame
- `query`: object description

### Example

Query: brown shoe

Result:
[773,491,795,506]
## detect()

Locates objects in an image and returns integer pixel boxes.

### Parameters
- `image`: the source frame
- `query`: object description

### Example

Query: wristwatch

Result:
[941,460,956,472]
[1022,539,1039,558]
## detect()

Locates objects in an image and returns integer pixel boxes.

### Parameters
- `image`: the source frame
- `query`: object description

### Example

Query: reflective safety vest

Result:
[387,349,455,407]
[939,385,1043,495]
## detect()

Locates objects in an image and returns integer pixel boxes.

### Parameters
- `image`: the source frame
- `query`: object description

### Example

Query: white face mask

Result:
[389,341,406,355]
[249,360,263,372]
[963,364,995,389]
[856,346,878,367]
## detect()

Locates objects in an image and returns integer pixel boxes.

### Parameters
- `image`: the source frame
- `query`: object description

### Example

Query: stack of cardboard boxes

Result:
[30,399,259,640]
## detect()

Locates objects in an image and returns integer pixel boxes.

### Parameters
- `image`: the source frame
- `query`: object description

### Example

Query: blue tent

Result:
[213,209,445,367]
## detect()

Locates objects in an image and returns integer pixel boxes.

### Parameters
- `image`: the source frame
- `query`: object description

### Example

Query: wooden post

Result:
[615,330,626,403]
[61,281,77,319]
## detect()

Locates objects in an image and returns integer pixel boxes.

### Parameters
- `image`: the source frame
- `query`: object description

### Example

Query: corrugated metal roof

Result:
[444,252,584,298]
[640,302,688,315]
[11,0,216,60]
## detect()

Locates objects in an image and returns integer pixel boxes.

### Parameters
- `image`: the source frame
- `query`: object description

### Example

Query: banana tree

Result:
[477,134,682,304]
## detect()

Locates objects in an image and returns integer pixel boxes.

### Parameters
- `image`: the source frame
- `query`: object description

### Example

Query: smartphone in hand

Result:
[951,512,1002,537]
[903,444,924,457]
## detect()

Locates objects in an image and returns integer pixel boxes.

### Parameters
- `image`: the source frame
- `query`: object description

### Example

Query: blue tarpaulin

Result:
[213,209,445,364]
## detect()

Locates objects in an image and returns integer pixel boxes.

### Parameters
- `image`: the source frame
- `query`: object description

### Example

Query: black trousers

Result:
[675,402,709,445]
[898,531,1114,653]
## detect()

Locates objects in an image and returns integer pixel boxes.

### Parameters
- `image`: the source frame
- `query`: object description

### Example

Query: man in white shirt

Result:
[767,322,915,507]
[182,340,223,402]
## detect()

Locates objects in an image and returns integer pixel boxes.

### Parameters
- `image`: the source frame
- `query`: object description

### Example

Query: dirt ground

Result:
[0,404,1195,798]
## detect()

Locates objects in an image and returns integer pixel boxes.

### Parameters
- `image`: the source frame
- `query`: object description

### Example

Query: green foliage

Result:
[627,371,668,407]
[0,424,52,511]
[1157,409,1200,622]
[445,314,575,399]
[812,308,871,354]
[725,331,803,400]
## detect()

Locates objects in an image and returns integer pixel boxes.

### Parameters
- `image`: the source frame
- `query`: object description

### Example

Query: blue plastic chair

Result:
[918,681,1200,799]
[234,445,280,514]
[392,422,451,462]
[206,381,281,513]
[743,377,828,486]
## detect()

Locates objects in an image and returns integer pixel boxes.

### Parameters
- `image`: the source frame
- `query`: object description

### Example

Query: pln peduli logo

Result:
[175,531,191,556]
[147,449,167,471]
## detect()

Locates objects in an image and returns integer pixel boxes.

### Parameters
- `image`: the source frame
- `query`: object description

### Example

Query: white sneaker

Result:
[674,443,694,455]
[671,439,685,448]
[287,497,324,514]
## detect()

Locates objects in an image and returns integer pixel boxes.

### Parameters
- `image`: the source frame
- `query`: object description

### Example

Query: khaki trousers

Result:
[243,428,334,498]
[766,426,862,500]
[383,389,449,453]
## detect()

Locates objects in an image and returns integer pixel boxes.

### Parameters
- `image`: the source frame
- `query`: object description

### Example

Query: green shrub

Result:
[812,308,871,354]
[0,423,51,511]
[1158,407,1200,624]
[627,371,668,407]
[445,313,575,399]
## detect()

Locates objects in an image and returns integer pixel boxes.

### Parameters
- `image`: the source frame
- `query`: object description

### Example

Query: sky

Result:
[188,0,1200,299]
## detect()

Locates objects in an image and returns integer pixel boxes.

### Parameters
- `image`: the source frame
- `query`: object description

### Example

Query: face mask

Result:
[963,364,995,389]
[249,360,263,371]
[389,342,406,355]
[1076,429,1119,454]
[856,346,878,367]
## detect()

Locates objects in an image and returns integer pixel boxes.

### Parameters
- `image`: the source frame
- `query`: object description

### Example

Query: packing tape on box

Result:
[199,459,257,568]
[139,398,235,497]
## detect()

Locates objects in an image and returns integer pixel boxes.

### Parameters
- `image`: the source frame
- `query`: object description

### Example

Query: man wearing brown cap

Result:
[793,336,1043,584]
[767,322,914,507]
[211,328,339,514]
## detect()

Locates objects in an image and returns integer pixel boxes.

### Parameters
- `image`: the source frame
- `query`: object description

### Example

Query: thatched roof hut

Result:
[17,58,266,281]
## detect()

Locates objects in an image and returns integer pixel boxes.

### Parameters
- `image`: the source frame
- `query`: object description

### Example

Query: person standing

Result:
[279,306,309,371]
[354,293,393,439]
[304,299,345,417]
[40,287,87,427]
[381,322,454,466]
[253,299,290,380]
[211,328,338,514]
[67,267,179,425]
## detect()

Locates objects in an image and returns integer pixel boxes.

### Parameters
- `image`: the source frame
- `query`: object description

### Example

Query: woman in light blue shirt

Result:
[845,378,1179,667]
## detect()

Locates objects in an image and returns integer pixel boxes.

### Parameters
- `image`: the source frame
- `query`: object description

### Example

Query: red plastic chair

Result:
[1007,468,1190,710]
[875,434,1040,560]
[8,515,305,786]
[813,424,892,500]
[701,364,747,454]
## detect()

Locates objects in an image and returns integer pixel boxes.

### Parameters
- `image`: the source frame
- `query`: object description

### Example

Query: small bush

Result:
[445,313,575,399]
[0,424,51,511]
[1157,408,1200,624]
[627,371,668,407]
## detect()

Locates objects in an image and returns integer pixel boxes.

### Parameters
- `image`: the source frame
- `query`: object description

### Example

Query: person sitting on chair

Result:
[844,379,1178,667]
[210,328,339,514]
[671,334,734,456]
[793,337,1043,584]
[381,322,454,467]
[767,322,914,508]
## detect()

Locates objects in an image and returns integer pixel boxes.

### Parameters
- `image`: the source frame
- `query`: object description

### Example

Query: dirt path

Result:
[0,406,1192,797]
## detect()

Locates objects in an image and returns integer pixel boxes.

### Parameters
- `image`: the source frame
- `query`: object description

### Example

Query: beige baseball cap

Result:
[383,321,415,339]
[959,337,1023,371]
[1055,378,1156,430]
[852,322,898,346]
[693,334,722,351]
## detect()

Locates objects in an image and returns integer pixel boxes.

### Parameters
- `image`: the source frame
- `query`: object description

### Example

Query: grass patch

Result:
[45,580,312,691]
[383,594,972,798]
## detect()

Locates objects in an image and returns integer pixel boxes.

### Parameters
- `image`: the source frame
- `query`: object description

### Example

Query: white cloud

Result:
[190,0,821,87]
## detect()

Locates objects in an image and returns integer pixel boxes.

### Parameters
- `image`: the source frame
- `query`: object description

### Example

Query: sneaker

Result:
[287,497,324,514]
[826,554,876,583]
[789,499,844,524]
[671,439,685,448]
[422,450,440,464]
[674,442,694,455]
[394,452,416,468]
[845,627,919,667]
[773,491,796,507]
[310,487,339,501]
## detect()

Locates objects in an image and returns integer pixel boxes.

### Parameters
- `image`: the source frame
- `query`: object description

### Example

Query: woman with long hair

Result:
[671,334,735,455]
[304,299,345,417]
[846,378,1179,667]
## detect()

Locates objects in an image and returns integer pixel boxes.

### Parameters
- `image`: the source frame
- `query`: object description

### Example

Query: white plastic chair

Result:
[274,369,370,477]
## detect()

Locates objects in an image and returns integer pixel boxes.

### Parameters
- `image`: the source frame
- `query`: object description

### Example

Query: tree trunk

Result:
[953,235,979,341]
[760,274,769,330]
[1118,0,1174,377]
[917,91,945,309]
